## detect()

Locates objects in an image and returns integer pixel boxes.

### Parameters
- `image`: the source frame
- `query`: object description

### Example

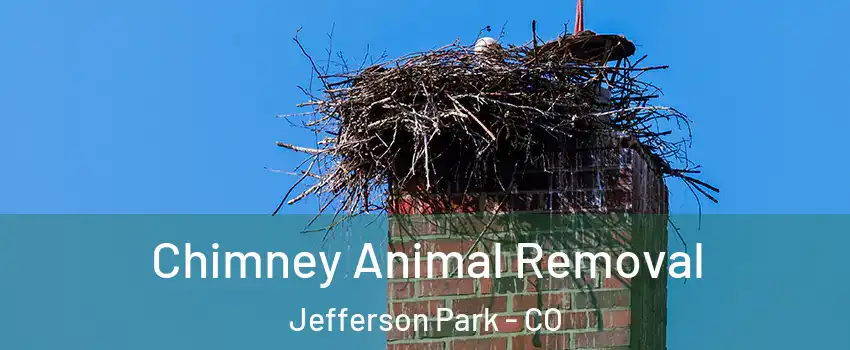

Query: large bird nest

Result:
[276,29,717,226]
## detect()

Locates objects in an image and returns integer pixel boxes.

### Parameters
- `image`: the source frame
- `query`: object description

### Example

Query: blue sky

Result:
[3,0,848,214]
[1,1,848,349]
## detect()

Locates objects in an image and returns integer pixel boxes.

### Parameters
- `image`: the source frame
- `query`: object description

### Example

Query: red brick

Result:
[575,329,630,348]
[463,217,509,238]
[387,326,415,341]
[389,217,439,236]
[511,254,546,273]
[501,255,510,272]
[419,279,475,297]
[484,198,508,212]
[571,290,630,309]
[602,275,630,289]
[389,259,410,279]
[388,196,417,215]
[593,310,630,329]
[605,189,633,210]
[511,333,569,350]
[513,293,568,311]
[385,148,670,349]
[481,315,526,334]
[480,278,493,294]
[418,194,479,214]
[392,300,445,317]
[613,230,632,245]
[549,311,590,330]
[450,337,508,350]
[526,275,596,292]
[481,277,524,295]
[388,242,414,255]
[510,252,578,272]
[388,341,445,350]
[422,240,477,255]
[390,259,443,279]
[451,296,507,314]
[389,192,478,214]
[389,282,416,299]
[390,239,474,256]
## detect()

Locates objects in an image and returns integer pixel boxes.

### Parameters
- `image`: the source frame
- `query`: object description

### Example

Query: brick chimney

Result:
[386,135,669,350]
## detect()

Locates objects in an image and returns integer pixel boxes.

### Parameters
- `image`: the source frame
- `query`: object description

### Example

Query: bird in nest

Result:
[472,37,506,67]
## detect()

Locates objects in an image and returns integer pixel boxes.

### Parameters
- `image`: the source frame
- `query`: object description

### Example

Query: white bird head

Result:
[474,37,501,55]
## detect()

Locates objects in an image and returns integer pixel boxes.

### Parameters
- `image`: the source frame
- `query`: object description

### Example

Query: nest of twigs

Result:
[276,29,717,222]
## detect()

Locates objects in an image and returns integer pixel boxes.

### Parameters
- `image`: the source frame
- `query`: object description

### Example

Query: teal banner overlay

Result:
[0,215,846,349]
[0,215,388,349]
